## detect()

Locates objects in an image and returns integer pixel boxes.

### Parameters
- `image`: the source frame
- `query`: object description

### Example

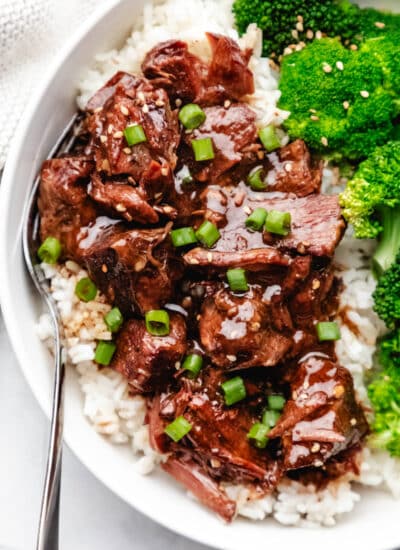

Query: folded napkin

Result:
[0,0,111,169]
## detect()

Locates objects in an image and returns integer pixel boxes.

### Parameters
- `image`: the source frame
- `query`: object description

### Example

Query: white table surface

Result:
[0,312,210,550]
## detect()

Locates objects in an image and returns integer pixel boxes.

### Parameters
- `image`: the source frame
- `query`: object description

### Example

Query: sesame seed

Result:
[101,159,110,172]
[107,124,114,134]
[155,99,165,107]
[154,192,163,200]
[360,90,369,98]
[100,135,107,143]
[101,264,108,273]
[311,443,321,453]
[175,361,181,369]
[285,162,293,172]
[283,47,293,56]
[306,30,314,40]
[163,206,174,214]
[314,460,323,467]
[250,322,261,331]
[116,204,127,212]
[297,243,306,254]
[207,252,213,263]
[113,131,123,138]
[120,105,129,116]
[295,44,303,52]
[310,115,319,121]
[292,391,298,400]
[321,136,328,147]
[175,98,182,107]
[312,279,321,290]
[94,107,103,113]
[142,104,149,114]
[309,108,317,113]
[227,355,237,362]
[334,385,345,398]
[257,150,265,160]
[161,166,169,176]
[210,459,222,468]
[123,147,132,154]
[297,15,303,23]
[375,21,386,29]
[243,206,252,215]
[291,29,299,40]
[296,21,304,32]
[190,258,199,265]
[315,31,322,40]
[323,63,332,73]
[224,100,231,109]
[336,61,344,71]
[134,258,146,272]
[350,44,358,51]
[343,101,350,110]
[137,91,145,102]
[303,380,310,390]
[350,418,357,426]
[196,314,201,321]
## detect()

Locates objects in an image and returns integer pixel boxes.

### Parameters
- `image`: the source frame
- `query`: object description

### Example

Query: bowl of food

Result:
[2,0,400,548]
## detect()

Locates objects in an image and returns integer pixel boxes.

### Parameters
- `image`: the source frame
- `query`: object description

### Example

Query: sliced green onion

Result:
[37,237,62,264]
[245,208,268,231]
[75,277,97,302]
[164,416,192,442]
[247,422,270,449]
[192,137,215,161]
[171,227,198,248]
[182,354,203,378]
[262,409,280,428]
[267,395,286,411]
[247,167,267,191]
[94,340,116,366]
[104,307,124,333]
[227,268,248,292]
[195,220,220,248]
[179,104,206,129]
[124,124,147,146]
[316,321,341,342]
[265,210,291,236]
[178,165,193,184]
[221,376,247,406]
[145,310,170,336]
[259,126,281,152]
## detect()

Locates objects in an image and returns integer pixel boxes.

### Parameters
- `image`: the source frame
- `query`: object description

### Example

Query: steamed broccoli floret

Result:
[339,142,400,274]
[232,0,400,59]
[232,0,359,58]
[373,252,400,328]
[368,332,400,457]
[278,38,398,160]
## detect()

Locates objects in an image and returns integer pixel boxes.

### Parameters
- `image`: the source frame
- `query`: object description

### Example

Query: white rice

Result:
[37,0,400,527]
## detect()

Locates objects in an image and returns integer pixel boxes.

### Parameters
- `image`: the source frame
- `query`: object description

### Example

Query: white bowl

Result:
[1,1,400,549]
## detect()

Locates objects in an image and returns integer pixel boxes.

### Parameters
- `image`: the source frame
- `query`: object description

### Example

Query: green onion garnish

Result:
[179,104,206,129]
[192,137,215,161]
[178,165,193,184]
[245,208,268,231]
[171,227,198,248]
[94,340,117,366]
[124,124,147,146]
[164,416,192,442]
[247,167,267,191]
[316,321,341,342]
[75,277,97,302]
[221,376,247,406]
[227,268,248,292]
[267,395,286,411]
[182,354,203,378]
[145,310,170,336]
[262,409,280,428]
[247,422,270,449]
[265,210,291,236]
[104,307,124,333]
[37,237,62,264]
[195,220,220,248]
[259,126,281,152]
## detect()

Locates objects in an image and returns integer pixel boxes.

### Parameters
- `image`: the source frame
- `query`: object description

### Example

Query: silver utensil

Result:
[22,115,79,550]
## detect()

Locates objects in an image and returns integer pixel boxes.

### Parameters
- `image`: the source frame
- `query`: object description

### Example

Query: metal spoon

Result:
[22,115,79,550]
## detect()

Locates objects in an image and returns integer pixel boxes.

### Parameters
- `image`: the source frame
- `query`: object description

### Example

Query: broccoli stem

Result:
[373,206,400,276]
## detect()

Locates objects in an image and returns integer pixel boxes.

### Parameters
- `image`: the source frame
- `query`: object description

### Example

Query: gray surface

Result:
[0,313,210,550]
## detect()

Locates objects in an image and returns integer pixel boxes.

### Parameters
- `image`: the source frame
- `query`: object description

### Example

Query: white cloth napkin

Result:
[0,0,112,169]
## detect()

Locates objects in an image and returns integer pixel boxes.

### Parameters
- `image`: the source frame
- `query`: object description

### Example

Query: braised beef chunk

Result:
[142,34,254,106]
[141,40,205,103]
[85,72,179,187]
[88,173,159,224]
[183,104,257,182]
[268,356,369,470]
[79,223,183,314]
[111,314,186,394]
[262,140,323,196]
[162,456,237,522]
[38,156,96,259]
[37,34,371,522]
[199,288,292,369]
